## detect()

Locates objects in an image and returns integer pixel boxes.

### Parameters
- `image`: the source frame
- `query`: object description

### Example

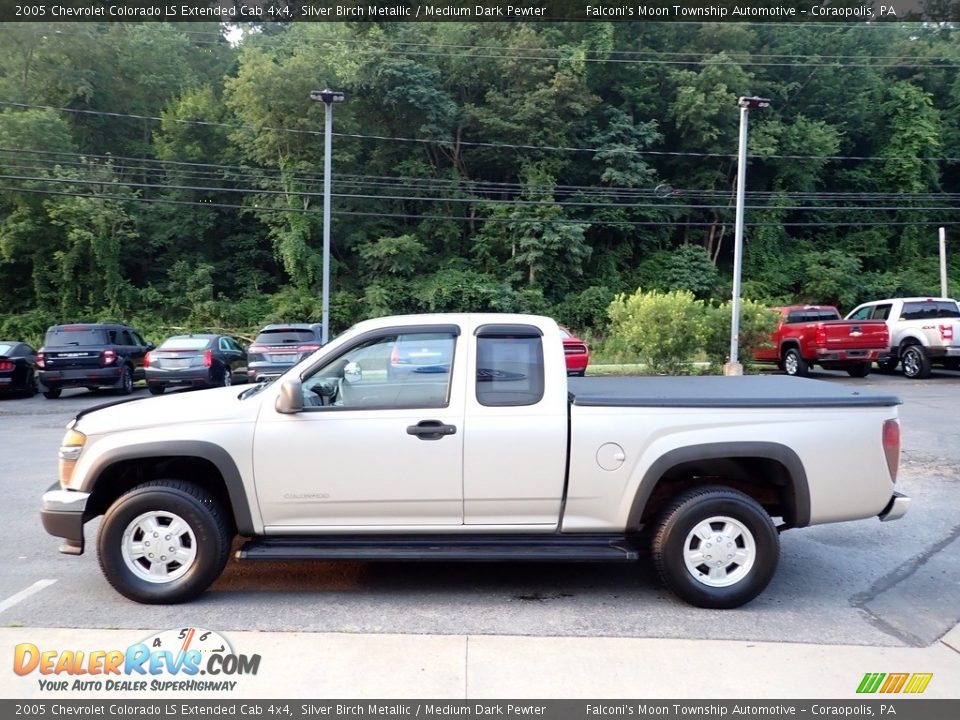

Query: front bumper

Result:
[878,491,910,522]
[40,483,89,554]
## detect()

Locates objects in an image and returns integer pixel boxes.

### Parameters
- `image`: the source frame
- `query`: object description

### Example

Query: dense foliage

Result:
[0,21,958,350]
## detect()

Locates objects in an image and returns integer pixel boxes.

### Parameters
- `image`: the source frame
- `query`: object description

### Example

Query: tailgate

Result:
[42,349,103,370]
[820,321,888,351]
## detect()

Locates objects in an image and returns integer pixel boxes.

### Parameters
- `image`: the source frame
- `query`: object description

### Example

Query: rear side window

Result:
[0,344,13,355]
[255,329,318,344]
[475,335,545,407]
[900,301,960,321]
[44,328,105,346]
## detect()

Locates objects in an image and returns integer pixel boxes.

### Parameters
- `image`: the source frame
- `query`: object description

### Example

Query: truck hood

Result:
[74,386,261,435]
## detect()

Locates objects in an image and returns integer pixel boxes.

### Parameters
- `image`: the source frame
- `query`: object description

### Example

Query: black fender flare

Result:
[626,441,811,529]
[80,440,255,535]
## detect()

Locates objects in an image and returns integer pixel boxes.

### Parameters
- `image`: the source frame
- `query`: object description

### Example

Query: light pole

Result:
[725,95,770,377]
[309,88,345,345]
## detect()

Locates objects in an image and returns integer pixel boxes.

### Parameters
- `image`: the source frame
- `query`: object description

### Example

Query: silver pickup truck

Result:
[41,313,909,609]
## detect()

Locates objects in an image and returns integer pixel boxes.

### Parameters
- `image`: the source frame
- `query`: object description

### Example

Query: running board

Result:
[236,534,641,563]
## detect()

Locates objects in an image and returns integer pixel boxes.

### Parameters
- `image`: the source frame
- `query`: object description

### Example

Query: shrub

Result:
[607,289,707,374]
[702,300,780,370]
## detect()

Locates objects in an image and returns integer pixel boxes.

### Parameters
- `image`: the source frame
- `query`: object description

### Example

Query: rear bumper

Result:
[40,483,89,554]
[146,368,215,388]
[39,367,122,389]
[878,491,910,522]
[247,364,292,382]
[815,348,884,362]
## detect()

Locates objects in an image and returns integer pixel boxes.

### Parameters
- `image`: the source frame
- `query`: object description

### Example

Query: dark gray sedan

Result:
[145,334,247,395]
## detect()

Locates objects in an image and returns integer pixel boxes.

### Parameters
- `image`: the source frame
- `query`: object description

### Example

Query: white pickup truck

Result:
[41,314,909,609]
[846,297,960,378]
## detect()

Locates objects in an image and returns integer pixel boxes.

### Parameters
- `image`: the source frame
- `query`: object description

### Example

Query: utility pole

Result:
[725,96,770,377]
[940,227,948,298]
[309,88,345,345]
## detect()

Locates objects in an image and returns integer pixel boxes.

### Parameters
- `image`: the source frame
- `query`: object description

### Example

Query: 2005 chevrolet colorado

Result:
[40,314,910,609]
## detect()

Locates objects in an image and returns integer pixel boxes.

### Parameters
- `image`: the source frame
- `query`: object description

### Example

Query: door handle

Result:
[406,420,457,440]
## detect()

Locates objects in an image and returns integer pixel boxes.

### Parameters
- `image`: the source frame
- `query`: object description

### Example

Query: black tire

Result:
[876,357,899,374]
[651,486,780,609]
[846,362,872,378]
[19,372,38,398]
[782,347,809,377]
[116,365,134,395]
[97,480,233,604]
[218,365,233,387]
[148,385,165,396]
[42,388,62,399]
[900,344,932,379]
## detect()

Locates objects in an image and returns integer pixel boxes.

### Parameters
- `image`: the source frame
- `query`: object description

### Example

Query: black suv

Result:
[37,323,153,399]
[246,323,323,382]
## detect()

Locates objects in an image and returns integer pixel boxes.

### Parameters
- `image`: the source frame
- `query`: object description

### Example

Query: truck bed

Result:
[568,375,901,408]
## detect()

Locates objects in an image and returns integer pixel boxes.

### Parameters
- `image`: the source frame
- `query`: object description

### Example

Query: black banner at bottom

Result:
[2,700,958,720]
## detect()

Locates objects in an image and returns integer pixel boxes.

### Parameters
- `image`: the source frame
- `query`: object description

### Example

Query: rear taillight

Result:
[36,352,45,369]
[101,349,117,366]
[203,350,213,368]
[0,361,13,371]
[814,325,827,345]
[940,325,954,342]
[297,344,321,354]
[883,419,901,483]
[144,352,153,368]
[248,344,267,354]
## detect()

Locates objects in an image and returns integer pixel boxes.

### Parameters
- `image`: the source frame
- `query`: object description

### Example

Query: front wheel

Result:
[876,357,899,374]
[116,365,134,395]
[651,486,780,609]
[97,480,233,604]
[846,362,872,378]
[900,345,932,379]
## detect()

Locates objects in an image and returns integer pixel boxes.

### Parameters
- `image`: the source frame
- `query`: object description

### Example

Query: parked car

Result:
[36,323,153,399]
[559,327,590,377]
[846,297,960,379]
[145,334,248,395]
[41,313,907,609]
[246,323,323,383]
[752,305,889,377]
[387,332,454,381]
[0,340,38,397]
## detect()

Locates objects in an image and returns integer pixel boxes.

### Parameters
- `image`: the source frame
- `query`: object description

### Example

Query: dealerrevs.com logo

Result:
[13,627,260,693]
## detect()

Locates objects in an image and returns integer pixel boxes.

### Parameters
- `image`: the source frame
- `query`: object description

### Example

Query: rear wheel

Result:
[97,480,233,604]
[651,486,780,609]
[148,385,165,396]
[219,366,233,387]
[42,388,62,399]
[782,348,809,377]
[846,362,872,378]
[900,345,932,379]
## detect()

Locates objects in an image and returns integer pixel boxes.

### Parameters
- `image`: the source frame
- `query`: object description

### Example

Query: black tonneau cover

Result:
[568,375,901,408]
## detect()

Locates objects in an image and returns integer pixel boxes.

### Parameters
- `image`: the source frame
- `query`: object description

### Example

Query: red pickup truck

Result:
[753,306,889,378]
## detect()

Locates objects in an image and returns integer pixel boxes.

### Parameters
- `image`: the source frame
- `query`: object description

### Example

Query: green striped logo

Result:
[857,672,933,694]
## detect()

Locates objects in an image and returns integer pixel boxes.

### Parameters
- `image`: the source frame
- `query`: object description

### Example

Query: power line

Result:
[3,101,958,163]
[3,184,958,228]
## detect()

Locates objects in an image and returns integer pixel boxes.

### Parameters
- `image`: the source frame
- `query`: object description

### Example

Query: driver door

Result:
[253,326,465,528]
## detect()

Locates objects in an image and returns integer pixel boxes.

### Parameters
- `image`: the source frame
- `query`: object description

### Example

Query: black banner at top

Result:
[1,0,958,23]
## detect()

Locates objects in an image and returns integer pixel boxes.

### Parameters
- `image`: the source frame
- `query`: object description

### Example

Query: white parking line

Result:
[0,579,57,614]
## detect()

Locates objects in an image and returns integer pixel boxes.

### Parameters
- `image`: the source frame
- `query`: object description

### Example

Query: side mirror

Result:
[343,361,362,384]
[275,379,304,414]
[146,343,156,351]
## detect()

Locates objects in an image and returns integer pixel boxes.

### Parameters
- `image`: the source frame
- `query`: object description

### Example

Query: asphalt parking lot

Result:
[0,369,957,650]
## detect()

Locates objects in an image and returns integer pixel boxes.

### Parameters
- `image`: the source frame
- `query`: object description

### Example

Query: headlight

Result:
[59,428,86,486]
